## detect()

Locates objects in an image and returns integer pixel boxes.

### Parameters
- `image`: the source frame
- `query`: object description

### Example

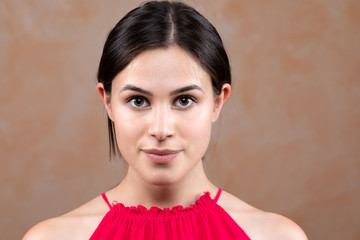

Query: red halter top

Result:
[90,188,251,239]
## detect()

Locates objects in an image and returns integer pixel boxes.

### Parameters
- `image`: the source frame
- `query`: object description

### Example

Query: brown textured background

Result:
[1,0,359,239]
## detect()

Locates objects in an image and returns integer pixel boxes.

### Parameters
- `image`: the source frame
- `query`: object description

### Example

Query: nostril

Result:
[150,128,171,141]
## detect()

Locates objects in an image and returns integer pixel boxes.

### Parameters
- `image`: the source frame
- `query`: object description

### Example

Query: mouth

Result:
[142,149,180,164]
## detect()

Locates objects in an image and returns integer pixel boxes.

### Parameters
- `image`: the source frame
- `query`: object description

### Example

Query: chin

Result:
[145,173,182,187]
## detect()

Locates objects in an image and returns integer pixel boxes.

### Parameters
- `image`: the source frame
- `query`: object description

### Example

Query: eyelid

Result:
[175,95,197,102]
[173,95,197,109]
[126,95,150,109]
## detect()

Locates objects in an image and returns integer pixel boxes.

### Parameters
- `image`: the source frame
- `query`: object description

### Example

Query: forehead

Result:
[112,46,211,91]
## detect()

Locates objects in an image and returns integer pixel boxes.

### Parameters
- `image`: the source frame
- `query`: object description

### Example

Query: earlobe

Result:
[96,82,113,120]
[212,83,231,122]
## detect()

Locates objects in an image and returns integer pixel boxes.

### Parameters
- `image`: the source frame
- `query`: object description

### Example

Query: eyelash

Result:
[126,95,197,109]
[127,96,150,109]
[173,95,196,109]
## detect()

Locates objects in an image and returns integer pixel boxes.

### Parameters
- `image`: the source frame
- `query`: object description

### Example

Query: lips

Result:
[142,149,180,164]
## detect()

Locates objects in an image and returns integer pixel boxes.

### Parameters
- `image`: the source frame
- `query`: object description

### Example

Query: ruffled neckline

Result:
[110,191,215,216]
[91,188,252,239]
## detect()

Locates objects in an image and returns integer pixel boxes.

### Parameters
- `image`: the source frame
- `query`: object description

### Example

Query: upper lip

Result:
[142,149,180,155]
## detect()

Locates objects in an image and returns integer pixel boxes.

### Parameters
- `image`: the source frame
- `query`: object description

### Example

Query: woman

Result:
[24,1,307,239]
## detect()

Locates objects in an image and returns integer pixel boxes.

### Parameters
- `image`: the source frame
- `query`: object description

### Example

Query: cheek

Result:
[111,107,145,154]
[180,108,213,156]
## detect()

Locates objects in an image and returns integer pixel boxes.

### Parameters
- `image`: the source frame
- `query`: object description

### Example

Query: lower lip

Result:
[145,152,179,164]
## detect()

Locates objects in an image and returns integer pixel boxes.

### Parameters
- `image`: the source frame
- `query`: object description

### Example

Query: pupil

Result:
[135,98,143,105]
[181,98,188,105]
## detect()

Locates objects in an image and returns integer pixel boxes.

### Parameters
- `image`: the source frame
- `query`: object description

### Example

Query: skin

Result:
[23,46,307,240]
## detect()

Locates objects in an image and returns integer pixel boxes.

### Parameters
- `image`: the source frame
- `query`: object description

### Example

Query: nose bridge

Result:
[150,103,173,140]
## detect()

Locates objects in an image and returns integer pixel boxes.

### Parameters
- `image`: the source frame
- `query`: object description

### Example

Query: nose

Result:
[148,105,174,141]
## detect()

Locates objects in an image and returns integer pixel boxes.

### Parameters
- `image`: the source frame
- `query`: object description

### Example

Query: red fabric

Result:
[90,189,251,239]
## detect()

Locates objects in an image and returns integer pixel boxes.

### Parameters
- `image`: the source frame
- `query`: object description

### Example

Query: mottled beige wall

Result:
[1,0,359,239]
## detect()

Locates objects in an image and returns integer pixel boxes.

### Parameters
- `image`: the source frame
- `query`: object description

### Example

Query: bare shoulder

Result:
[218,190,308,240]
[22,194,109,240]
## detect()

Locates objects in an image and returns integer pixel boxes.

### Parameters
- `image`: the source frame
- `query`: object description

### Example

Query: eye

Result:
[173,96,196,109]
[128,96,150,109]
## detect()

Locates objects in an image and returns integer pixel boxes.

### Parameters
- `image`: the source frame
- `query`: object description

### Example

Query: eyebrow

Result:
[120,84,203,96]
[169,84,204,95]
[120,85,153,96]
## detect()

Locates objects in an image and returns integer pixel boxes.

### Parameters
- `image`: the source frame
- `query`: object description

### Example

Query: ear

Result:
[212,83,231,122]
[96,82,114,120]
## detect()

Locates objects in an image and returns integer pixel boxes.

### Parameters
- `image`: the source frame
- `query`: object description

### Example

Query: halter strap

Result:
[102,189,223,209]
[214,188,222,203]
[101,192,112,209]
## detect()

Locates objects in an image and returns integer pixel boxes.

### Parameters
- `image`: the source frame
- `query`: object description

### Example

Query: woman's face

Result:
[98,46,230,186]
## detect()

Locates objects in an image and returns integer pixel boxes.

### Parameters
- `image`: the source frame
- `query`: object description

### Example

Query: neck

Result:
[111,160,217,209]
